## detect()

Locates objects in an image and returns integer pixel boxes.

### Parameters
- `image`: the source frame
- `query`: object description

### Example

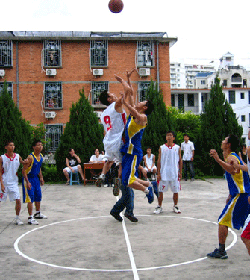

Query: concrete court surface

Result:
[0,178,249,280]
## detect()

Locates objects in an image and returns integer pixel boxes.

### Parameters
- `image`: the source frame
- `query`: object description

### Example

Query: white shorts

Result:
[0,184,20,202]
[158,180,180,193]
[64,166,79,173]
[103,150,122,164]
[144,166,157,172]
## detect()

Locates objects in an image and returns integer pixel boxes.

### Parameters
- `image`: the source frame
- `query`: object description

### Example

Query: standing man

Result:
[0,141,27,225]
[208,134,250,259]
[22,140,47,225]
[181,134,195,181]
[154,131,182,215]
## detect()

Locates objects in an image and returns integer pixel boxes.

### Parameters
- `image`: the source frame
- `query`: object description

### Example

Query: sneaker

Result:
[34,212,47,219]
[146,186,154,204]
[28,217,39,225]
[15,217,24,225]
[154,206,163,214]
[103,184,108,188]
[173,205,181,214]
[110,210,122,222]
[207,248,228,259]
[125,213,138,222]
[113,178,120,196]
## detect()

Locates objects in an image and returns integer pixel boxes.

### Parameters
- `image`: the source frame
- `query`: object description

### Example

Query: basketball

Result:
[108,0,124,13]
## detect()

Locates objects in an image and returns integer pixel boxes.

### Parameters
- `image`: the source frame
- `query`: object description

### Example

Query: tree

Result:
[198,77,243,175]
[0,81,33,158]
[141,82,175,158]
[55,88,104,175]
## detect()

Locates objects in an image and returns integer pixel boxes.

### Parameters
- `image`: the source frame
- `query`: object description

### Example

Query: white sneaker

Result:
[34,212,47,219]
[173,205,181,214]
[28,217,39,225]
[154,206,163,214]
[103,184,108,187]
[15,217,24,225]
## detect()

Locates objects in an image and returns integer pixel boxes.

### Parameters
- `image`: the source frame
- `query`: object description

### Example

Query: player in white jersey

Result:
[143,147,157,179]
[154,131,182,214]
[0,141,27,225]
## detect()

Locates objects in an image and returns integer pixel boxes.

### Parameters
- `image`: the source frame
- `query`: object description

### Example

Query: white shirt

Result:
[101,102,126,152]
[90,155,104,162]
[1,153,20,185]
[160,144,180,181]
[144,154,155,169]
[181,140,195,161]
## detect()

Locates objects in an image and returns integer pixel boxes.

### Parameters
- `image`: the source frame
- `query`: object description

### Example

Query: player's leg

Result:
[33,179,47,219]
[241,214,250,255]
[241,237,250,255]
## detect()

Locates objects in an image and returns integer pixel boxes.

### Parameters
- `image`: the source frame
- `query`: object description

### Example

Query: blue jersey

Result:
[25,152,43,178]
[120,115,146,156]
[225,152,250,197]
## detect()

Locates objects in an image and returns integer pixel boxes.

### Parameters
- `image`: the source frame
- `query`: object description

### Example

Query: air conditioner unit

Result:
[45,111,56,119]
[139,68,150,76]
[0,69,5,77]
[95,111,102,118]
[46,69,57,76]
[93,69,103,76]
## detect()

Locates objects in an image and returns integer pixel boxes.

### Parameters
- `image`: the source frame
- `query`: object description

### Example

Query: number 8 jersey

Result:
[101,102,126,152]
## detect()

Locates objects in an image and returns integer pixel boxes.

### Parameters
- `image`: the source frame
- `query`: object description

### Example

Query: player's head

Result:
[227,134,240,152]
[4,140,15,151]
[166,131,176,142]
[32,139,43,152]
[99,90,116,106]
[136,100,154,115]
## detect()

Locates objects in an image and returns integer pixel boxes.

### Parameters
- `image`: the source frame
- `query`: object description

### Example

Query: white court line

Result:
[118,197,140,280]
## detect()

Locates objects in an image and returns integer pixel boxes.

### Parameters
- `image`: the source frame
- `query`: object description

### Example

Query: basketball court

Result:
[0,178,249,280]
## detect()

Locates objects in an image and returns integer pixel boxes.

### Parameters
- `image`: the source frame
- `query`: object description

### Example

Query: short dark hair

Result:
[5,140,14,147]
[227,134,239,152]
[145,100,154,116]
[99,90,110,106]
[32,139,42,147]
[166,130,176,138]
[184,133,189,137]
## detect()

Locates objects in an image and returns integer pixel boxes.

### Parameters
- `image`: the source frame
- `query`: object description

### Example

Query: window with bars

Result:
[0,82,13,98]
[90,40,108,67]
[44,82,62,109]
[229,90,235,104]
[43,40,61,67]
[138,82,151,102]
[45,124,63,152]
[0,40,12,67]
[91,81,109,105]
[187,94,194,107]
[137,41,154,67]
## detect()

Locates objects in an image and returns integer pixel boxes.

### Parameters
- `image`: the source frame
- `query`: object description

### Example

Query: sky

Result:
[2,0,250,69]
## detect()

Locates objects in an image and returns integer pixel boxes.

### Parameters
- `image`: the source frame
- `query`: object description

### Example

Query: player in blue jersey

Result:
[22,140,46,225]
[207,134,250,259]
[110,74,154,222]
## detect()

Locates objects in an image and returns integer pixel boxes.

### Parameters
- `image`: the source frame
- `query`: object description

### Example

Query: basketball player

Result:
[22,140,46,225]
[96,69,136,196]
[154,131,182,215]
[0,141,27,225]
[143,147,157,179]
[208,135,250,259]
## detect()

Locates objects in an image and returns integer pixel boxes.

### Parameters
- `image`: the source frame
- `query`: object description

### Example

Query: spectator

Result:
[181,134,195,181]
[63,148,85,184]
[89,149,104,163]
[143,147,157,180]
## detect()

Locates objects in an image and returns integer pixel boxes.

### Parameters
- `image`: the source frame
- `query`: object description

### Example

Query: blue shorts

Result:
[22,177,42,203]
[122,153,142,187]
[218,193,250,230]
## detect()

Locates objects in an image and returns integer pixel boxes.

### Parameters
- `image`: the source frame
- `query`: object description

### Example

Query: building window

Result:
[137,41,154,67]
[223,80,227,87]
[138,82,151,102]
[91,81,109,105]
[228,90,235,104]
[201,80,206,85]
[43,40,61,67]
[90,40,108,67]
[178,94,184,110]
[171,94,175,107]
[44,82,62,109]
[240,92,245,99]
[45,124,63,152]
[248,91,250,104]
[0,82,13,98]
[187,94,194,107]
[241,115,246,122]
[0,40,12,67]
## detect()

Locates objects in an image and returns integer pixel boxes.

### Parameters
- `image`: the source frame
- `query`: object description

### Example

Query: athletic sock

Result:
[144,188,149,194]
[36,211,40,214]
[219,243,225,252]
[16,215,19,219]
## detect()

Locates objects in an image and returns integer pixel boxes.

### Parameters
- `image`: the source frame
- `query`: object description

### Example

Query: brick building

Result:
[0,31,177,151]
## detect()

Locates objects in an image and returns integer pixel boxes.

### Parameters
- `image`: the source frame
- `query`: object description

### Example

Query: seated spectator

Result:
[89,149,104,163]
[143,147,157,180]
[63,149,85,184]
